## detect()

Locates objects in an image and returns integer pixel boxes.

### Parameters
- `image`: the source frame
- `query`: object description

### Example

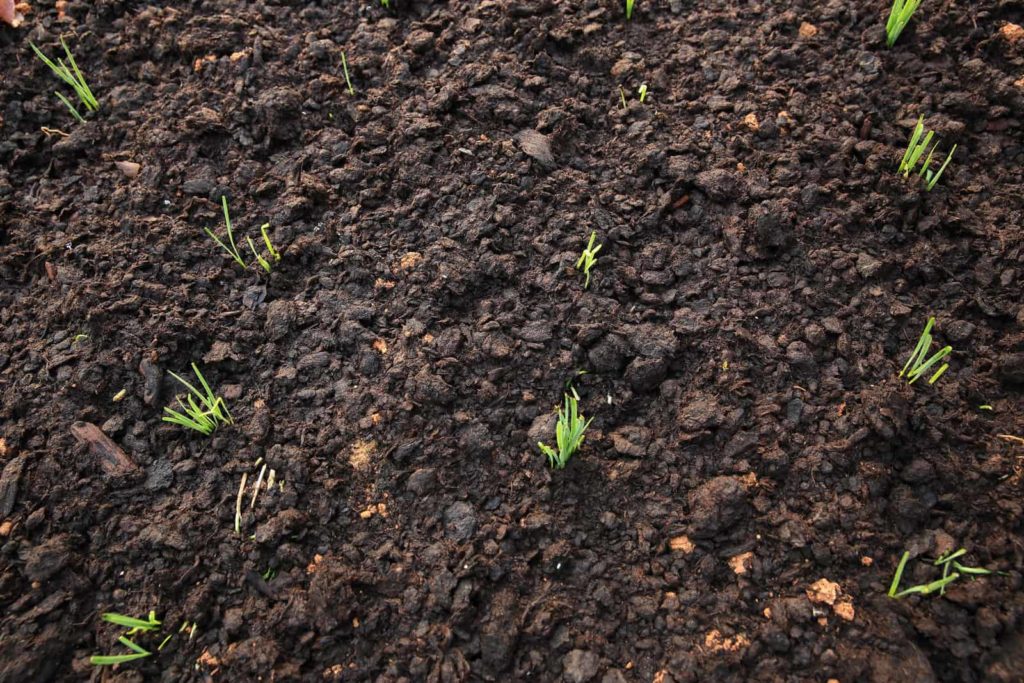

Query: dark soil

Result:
[2,1,1024,681]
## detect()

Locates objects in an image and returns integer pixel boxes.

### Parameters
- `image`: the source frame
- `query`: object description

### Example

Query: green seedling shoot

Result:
[247,224,281,273]
[204,196,246,268]
[638,84,649,103]
[90,611,161,666]
[162,363,233,435]
[30,37,99,123]
[888,548,1001,599]
[575,231,603,288]
[898,116,957,191]
[626,0,636,20]
[899,317,952,385]
[885,0,922,48]
[205,196,281,271]
[341,51,355,96]
[538,388,594,469]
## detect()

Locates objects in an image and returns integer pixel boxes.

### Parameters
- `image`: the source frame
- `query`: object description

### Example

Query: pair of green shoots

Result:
[899,117,957,191]
[900,317,952,385]
[618,84,649,109]
[162,363,232,435]
[888,548,999,599]
[885,0,922,48]
[30,37,99,123]
[91,611,198,666]
[538,388,594,469]
[576,232,602,288]
[204,196,281,272]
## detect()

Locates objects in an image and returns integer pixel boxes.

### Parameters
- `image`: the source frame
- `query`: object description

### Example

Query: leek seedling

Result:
[30,37,99,123]
[341,51,355,96]
[898,116,957,191]
[538,388,594,469]
[638,84,649,103]
[887,551,959,598]
[90,611,161,666]
[204,196,246,268]
[247,224,281,273]
[162,363,233,435]
[885,0,922,48]
[626,0,636,20]
[205,197,281,271]
[899,317,952,385]
[888,548,1001,599]
[575,231,603,289]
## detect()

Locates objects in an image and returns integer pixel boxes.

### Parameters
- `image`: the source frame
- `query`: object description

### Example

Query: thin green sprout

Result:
[101,611,161,634]
[638,84,648,103]
[899,317,952,385]
[157,634,173,651]
[204,196,246,269]
[926,144,956,191]
[898,117,956,191]
[30,37,99,121]
[341,51,355,96]
[885,0,922,48]
[626,0,636,21]
[247,237,272,272]
[260,223,281,261]
[538,388,594,469]
[894,572,960,598]
[90,612,159,666]
[888,551,910,597]
[575,231,603,289]
[162,363,232,435]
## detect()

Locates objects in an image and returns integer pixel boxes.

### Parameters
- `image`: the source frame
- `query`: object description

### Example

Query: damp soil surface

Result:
[2,1,1024,681]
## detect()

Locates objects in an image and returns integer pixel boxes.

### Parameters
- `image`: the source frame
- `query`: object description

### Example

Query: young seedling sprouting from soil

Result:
[638,84,649,103]
[162,363,233,435]
[90,611,161,666]
[575,231,603,289]
[30,37,99,123]
[205,196,281,271]
[934,548,1000,596]
[341,51,355,96]
[247,223,282,273]
[898,116,957,191]
[887,548,1000,599]
[899,317,952,385]
[626,0,636,20]
[538,388,594,469]
[885,0,922,48]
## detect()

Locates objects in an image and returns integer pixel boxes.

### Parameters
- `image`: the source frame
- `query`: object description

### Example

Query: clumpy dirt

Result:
[1,0,1023,681]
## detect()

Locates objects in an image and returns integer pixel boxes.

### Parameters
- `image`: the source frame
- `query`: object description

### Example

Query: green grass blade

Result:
[888,551,909,597]
[101,613,159,630]
[90,653,151,666]
[926,144,956,191]
[118,636,151,655]
[54,91,86,123]
[260,224,281,261]
[62,37,99,110]
[898,117,924,173]
[895,572,960,598]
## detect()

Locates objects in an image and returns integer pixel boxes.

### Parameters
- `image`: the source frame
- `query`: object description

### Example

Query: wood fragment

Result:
[70,422,138,476]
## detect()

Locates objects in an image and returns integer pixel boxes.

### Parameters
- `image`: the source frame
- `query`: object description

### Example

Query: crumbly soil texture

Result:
[2,1,1024,681]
